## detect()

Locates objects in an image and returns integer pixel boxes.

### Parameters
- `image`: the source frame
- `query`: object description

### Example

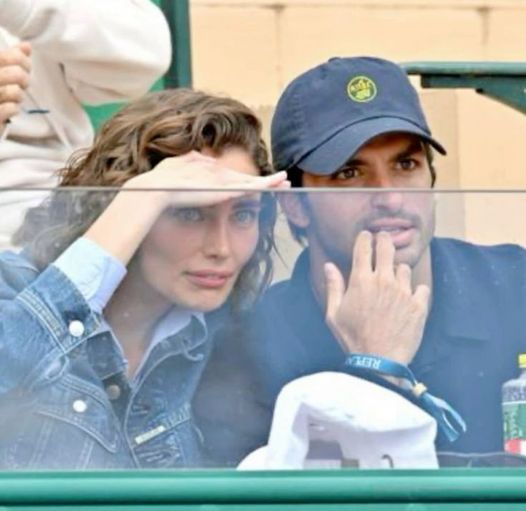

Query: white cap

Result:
[238,372,438,470]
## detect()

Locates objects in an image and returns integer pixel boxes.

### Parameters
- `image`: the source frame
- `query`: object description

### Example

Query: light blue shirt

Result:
[54,237,126,314]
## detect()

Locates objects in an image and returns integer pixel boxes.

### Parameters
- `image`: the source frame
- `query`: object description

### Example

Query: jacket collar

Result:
[426,237,492,343]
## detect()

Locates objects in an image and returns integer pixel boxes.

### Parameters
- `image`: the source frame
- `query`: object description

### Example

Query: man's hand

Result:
[324,230,430,365]
[0,42,31,125]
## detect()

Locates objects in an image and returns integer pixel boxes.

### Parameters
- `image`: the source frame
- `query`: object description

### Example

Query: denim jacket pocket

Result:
[131,403,202,467]
[35,373,119,454]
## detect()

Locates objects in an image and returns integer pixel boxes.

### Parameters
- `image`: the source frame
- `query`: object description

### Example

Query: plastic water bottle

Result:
[503,354,526,454]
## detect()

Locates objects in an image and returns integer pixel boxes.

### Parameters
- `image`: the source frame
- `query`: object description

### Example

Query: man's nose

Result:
[367,173,404,212]
[203,219,231,259]
[367,169,394,188]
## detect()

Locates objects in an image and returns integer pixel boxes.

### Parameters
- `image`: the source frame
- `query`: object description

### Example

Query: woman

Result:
[0,89,288,469]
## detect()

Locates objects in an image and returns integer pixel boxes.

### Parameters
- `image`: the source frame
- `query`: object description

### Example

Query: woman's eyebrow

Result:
[232,198,262,209]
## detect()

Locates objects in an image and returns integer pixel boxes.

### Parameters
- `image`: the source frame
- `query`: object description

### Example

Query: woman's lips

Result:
[186,270,233,289]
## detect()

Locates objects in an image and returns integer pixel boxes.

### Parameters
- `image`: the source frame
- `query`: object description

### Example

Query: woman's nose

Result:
[203,220,230,259]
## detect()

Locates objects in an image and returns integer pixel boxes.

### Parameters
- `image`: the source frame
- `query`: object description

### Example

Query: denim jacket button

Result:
[105,384,121,400]
[68,320,85,338]
[72,399,88,413]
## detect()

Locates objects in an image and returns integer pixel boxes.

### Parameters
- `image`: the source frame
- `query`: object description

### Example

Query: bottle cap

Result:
[518,353,526,368]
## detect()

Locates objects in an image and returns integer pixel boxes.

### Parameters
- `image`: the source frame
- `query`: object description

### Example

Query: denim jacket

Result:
[0,250,213,469]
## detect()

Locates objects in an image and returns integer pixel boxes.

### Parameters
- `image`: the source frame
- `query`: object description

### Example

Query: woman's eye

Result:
[172,207,204,222]
[232,209,259,226]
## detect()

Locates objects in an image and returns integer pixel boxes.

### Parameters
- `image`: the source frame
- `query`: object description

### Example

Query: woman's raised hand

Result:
[125,151,290,208]
[85,151,288,266]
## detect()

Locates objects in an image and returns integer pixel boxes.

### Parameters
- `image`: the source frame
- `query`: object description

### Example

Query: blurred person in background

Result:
[0,0,171,248]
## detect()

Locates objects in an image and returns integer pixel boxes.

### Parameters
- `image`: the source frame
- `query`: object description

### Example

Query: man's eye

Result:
[232,209,259,226]
[171,207,204,222]
[333,167,360,180]
[397,158,418,171]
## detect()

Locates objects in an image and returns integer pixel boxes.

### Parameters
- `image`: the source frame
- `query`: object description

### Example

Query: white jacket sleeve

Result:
[0,0,172,103]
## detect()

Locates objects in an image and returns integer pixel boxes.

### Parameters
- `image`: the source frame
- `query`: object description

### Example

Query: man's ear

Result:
[278,193,310,229]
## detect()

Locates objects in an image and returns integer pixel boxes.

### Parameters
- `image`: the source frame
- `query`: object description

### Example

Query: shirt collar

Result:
[150,308,207,350]
[410,238,494,374]
[427,237,492,343]
[93,308,207,379]
[133,308,207,381]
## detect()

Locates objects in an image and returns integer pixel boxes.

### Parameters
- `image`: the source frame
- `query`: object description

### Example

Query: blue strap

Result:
[344,354,467,442]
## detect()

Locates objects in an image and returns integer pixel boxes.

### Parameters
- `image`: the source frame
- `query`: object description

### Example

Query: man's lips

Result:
[366,218,416,247]
[366,218,414,232]
[185,270,234,289]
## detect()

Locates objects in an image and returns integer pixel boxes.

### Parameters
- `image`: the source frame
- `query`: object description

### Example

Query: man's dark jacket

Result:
[194,238,526,466]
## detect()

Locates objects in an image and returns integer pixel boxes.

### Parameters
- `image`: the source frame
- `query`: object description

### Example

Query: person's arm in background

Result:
[0,0,171,104]
[0,42,30,123]
[0,42,30,134]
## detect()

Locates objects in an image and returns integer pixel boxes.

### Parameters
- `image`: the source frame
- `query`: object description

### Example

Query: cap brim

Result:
[297,117,446,175]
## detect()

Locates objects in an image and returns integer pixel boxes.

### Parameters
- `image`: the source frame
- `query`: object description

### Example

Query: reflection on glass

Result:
[1,189,526,470]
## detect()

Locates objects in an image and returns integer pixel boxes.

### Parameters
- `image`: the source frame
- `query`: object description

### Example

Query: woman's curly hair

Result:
[14,89,276,310]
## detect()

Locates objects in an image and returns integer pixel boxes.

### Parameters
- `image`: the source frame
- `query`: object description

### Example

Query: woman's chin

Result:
[174,287,233,313]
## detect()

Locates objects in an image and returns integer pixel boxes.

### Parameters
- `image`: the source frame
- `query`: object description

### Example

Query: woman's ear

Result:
[278,193,310,229]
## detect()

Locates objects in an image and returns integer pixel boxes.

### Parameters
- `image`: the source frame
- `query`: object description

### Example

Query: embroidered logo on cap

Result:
[347,76,377,103]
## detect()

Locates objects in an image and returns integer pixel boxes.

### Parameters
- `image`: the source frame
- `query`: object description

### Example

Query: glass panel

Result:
[1,188,526,471]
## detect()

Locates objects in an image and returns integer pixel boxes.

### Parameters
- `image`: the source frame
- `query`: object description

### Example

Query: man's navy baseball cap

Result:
[271,56,446,175]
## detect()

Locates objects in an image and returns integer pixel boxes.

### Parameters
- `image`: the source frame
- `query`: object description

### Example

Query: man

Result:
[194,56,526,466]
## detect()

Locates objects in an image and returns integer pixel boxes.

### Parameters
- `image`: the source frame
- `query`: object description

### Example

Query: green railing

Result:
[161,0,192,89]
[1,470,526,509]
[402,61,526,115]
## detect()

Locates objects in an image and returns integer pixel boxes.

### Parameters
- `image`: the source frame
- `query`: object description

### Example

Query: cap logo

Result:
[346,76,377,103]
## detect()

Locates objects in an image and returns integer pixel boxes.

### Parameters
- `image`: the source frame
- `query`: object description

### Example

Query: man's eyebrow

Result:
[343,156,366,168]
[394,139,425,161]
[330,157,366,177]
[330,138,426,177]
